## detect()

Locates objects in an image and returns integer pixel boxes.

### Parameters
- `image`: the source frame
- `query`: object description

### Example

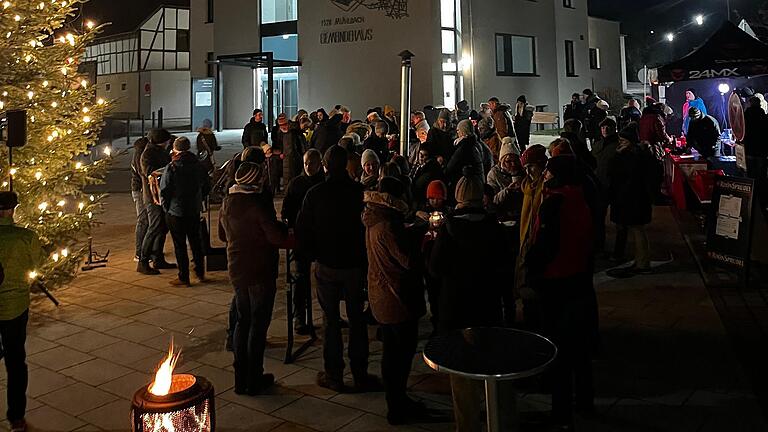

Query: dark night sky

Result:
[589,0,761,78]
[80,0,189,36]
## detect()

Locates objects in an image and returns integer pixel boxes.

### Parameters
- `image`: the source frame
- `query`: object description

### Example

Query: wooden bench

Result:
[531,112,560,130]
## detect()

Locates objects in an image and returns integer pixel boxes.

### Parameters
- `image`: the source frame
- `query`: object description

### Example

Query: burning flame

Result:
[148,343,181,396]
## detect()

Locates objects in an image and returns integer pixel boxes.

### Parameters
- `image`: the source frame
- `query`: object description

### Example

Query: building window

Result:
[207,0,214,23]
[563,0,574,8]
[207,52,215,78]
[440,0,462,108]
[589,48,600,70]
[565,40,576,76]
[121,83,127,91]
[105,83,111,92]
[177,29,190,51]
[495,33,536,76]
[261,0,297,24]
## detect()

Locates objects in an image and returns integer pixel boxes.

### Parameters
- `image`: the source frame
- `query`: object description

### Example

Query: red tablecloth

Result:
[665,155,708,210]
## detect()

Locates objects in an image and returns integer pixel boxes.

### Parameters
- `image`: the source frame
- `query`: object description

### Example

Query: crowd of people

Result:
[160,92,663,431]
[2,86,765,432]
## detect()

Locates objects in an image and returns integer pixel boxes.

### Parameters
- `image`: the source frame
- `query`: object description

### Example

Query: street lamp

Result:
[695,14,704,25]
[666,33,675,42]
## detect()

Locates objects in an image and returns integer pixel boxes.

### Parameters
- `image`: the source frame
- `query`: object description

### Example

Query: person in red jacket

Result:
[526,155,598,430]
[638,103,671,146]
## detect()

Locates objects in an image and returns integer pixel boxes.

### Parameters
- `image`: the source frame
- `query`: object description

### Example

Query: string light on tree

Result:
[0,0,112,288]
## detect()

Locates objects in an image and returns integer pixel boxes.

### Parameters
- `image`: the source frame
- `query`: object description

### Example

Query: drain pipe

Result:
[399,50,414,158]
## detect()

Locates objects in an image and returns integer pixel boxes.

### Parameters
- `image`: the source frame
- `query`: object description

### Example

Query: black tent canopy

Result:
[657,21,768,82]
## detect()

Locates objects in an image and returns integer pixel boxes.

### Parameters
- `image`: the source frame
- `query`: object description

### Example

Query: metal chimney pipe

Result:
[398,50,414,158]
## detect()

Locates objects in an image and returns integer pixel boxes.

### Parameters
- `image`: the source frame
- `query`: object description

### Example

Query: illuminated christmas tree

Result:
[0,0,111,287]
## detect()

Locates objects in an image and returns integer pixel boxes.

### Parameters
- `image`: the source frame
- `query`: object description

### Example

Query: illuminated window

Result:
[495,34,536,76]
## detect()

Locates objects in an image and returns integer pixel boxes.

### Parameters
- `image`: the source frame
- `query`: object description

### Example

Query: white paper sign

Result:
[735,144,747,171]
[195,91,212,107]
[715,215,740,239]
[718,195,742,218]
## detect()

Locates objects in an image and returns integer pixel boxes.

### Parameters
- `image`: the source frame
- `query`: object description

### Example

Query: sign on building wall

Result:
[320,1,409,44]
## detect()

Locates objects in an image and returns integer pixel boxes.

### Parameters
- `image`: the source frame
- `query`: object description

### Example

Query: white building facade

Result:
[191,0,623,129]
[86,6,192,126]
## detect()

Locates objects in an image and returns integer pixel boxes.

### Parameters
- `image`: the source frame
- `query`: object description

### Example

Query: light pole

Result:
[398,50,414,158]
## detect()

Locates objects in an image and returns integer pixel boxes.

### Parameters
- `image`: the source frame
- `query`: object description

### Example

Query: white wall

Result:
[96,73,140,115]
[149,70,192,121]
[588,17,622,97]
[297,0,442,118]
[467,0,560,112]
[190,0,215,79]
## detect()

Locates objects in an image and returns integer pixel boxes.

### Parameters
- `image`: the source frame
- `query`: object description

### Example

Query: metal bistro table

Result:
[423,327,557,432]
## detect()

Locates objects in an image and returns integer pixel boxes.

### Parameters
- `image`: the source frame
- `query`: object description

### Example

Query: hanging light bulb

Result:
[34,171,42,180]
[52,253,59,262]
[77,202,84,210]
[38,202,48,211]
[57,200,66,207]
[28,271,38,280]
[86,21,94,29]
[9,168,17,175]
[103,146,111,157]
[61,248,69,257]
[97,98,105,105]
[75,162,83,169]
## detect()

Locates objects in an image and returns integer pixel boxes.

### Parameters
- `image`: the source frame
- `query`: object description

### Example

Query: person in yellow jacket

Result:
[515,144,548,329]
[0,191,44,432]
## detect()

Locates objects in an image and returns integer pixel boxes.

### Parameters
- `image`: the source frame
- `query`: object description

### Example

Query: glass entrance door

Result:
[259,66,299,123]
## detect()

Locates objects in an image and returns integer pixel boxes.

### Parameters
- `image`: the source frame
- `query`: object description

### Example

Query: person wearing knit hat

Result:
[607,120,657,276]
[235,162,266,187]
[428,171,509,432]
[160,131,211,286]
[455,175,484,209]
[220,151,289,395]
[526,152,596,427]
[0,190,44,432]
[549,137,574,157]
[427,180,447,202]
[515,143,548,326]
[487,139,524,223]
[360,149,380,191]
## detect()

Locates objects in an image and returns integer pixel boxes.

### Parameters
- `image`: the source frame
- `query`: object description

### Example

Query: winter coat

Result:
[282,125,306,186]
[564,101,585,122]
[429,207,508,332]
[281,171,325,227]
[487,164,523,219]
[295,173,366,269]
[519,174,545,252]
[478,139,494,178]
[363,134,390,164]
[492,105,514,138]
[638,109,671,146]
[514,104,534,148]
[363,192,426,325]
[159,151,211,218]
[241,118,268,148]
[131,140,147,193]
[527,185,593,281]
[561,132,597,171]
[687,115,721,158]
[140,142,172,206]
[196,128,218,174]
[591,133,619,192]
[427,127,455,160]
[608,143,656,226]
[0,217,43,321]
[682,98,707,135]
[445,135,484,188]
[586,107,608,142]
[310,115,344,155]
[743,105,768,158]
[619,106,642,131]
[219,186,288,286]
[481,129,504,163]
[412,158,445,209]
